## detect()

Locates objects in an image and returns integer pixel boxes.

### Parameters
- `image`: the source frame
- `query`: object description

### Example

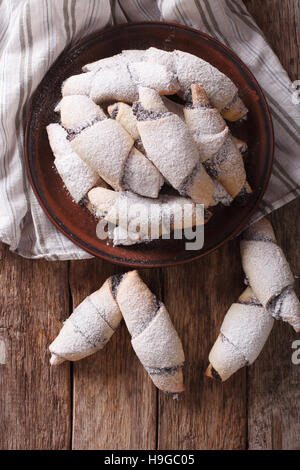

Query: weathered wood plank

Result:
[247,203,300,450]
[0,243,71,450]
[158,239,247,450]
[69,261,159,450]
[158,0,300,450]
[244,0,300,81]
[244,0,300,450]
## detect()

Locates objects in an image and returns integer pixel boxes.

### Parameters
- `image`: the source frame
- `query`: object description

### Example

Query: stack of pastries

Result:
[47,47,251,246]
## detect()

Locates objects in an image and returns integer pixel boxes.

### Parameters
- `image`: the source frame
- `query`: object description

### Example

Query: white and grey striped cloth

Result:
[0,0,299,260]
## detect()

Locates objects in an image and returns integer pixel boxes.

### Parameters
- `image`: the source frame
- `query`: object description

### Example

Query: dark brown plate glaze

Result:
[25,22,274,267]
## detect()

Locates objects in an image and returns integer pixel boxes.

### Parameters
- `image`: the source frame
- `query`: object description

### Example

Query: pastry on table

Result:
[49,269,185,394]
[49,277,122,365]
[56,95,163,198]
[240,218,300,332]
[184,84,252,202]
[46,123,102,203]
[133,86,232,208]
[206,287,274,382]
[82,47,248,121]
[88,187,208,242]
[115,270,185,393]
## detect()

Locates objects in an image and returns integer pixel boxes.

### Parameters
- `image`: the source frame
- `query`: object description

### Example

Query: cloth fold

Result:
[0,0,299,260]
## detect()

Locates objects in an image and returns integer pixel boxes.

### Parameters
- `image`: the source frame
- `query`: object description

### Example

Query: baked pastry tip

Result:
[206,287,274,381]
[184,84,252,202]
[49,277,122,365]
[240,218,300,332]
[115,270,185,393]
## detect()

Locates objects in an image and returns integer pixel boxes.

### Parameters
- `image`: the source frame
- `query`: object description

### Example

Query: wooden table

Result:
[0,0,299,450]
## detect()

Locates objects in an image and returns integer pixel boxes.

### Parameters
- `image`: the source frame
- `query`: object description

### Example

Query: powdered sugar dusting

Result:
[79,47,243,112]
[208,287,274,381]
[49,280,122,364]
[58,95,106,130]
[48,47,251,235]
[71,119,134,191]
[241,218,300,331]
[216,136,248,198]
[108,102,139,140]
[132,304,184,370]
[116,271,185,393]
[136,95,200,190]
[174,49,238,111]
[184,106,229,160]
[90,63,137,103]
[129,61,179,95]
[88,188,203,240]
[47,123,100,202]
[123,147,163,198]
[184,99,249,200]
[220,301,274,365]
[62,70,95,96]
[113,226,148,246]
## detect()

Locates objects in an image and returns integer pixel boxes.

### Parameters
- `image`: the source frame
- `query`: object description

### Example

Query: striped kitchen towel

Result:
[0,0,299,260]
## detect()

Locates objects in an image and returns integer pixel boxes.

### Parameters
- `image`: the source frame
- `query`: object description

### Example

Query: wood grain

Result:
[0,0,299,450]
[244,0,300,451]
[158,238,247,450]
[244,0,300,80]
[0,244,71,449]
[69,261,160,450]
[246,203,300,450]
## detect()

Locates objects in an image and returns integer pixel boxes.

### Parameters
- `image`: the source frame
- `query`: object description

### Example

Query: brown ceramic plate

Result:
[25,22,274,267]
